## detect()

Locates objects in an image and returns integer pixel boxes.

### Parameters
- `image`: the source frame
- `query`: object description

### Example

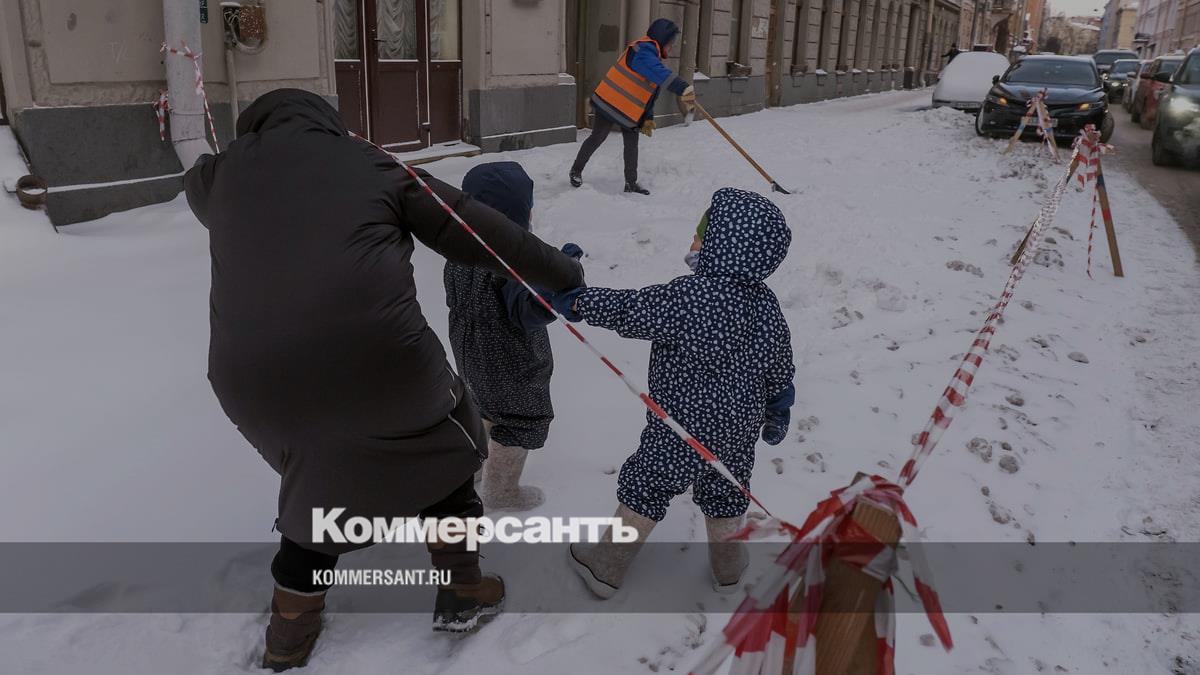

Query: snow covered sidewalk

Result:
[1,90,1198,673]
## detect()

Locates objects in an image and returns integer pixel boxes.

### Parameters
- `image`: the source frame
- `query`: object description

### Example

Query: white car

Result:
[932,51,1013,112]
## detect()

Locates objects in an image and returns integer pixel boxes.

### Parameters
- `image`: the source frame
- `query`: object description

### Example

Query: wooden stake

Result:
[1093,163,1125,277]
[780,491,902,675]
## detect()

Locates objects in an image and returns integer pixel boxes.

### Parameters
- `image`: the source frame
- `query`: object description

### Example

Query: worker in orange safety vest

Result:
[569,19,696,195]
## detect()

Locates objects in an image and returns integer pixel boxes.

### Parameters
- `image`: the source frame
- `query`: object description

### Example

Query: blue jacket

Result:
[575,188,795,460]
[597,18,691,127]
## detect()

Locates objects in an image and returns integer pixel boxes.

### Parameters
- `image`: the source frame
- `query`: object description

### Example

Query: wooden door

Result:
[333,0,461,149]
[333,0,368,136]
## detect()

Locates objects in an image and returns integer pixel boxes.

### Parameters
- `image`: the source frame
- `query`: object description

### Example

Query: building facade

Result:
[1132,0,1179,55]
[1179,0,1200,50]
[1,0,961,227]
[1042,13,1102,54]
[1099,0,1139,49]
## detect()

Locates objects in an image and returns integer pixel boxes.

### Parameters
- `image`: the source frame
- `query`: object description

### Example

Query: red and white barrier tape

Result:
[160,41,220,151]
[900,141,1080,487]
[1074,124,1114,279]
[153,90,170,142]
[696,128,1092,675]
[349,132,774,517]
[690,476,950,675]
[1002,90,1058,160]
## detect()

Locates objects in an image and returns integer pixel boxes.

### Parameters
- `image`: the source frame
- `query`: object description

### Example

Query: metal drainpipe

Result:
[162,0,213,169]
[924,0,937,83]
[225,44,239,135]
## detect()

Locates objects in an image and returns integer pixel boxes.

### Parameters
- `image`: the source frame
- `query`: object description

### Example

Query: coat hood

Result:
[646,19,679,56]
[235,88,347,139]
[695,188,791,282]
[461,162,534,230]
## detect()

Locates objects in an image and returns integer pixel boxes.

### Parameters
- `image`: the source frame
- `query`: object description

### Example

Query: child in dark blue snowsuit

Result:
[444,162,582,511]
[559,187,795,597]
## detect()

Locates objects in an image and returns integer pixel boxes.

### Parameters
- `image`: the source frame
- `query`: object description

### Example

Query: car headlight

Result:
[1078,102,1091,110]
[1167,97,1200,116]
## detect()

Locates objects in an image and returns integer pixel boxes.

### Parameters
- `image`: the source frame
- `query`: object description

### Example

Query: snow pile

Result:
[2,90,1199,674]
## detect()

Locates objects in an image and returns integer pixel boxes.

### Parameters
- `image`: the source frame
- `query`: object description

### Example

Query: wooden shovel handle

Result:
[693,101,779,186]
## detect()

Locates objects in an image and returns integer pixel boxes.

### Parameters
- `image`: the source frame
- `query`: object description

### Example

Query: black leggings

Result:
[571,112,640,184]
[272,477,484,593]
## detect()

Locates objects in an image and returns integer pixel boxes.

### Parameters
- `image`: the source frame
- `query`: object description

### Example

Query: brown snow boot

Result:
[705,516,749,593]
[261,586,326,672]
[568,504,657,599]
[428,531,505,632]
[432,574,506,633]
[480,442,545,512]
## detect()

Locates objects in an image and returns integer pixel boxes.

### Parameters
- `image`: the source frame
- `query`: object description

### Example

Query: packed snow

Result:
[2,89,1199,674]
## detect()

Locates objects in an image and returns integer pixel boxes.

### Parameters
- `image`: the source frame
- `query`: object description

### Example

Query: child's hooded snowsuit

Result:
[574,188,794,520]
[445,162,556,450]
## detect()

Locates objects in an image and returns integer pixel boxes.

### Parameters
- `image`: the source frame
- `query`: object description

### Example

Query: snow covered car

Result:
[1152,49,1200,166]
[931,51,1012,112]
[975,55,1113,142]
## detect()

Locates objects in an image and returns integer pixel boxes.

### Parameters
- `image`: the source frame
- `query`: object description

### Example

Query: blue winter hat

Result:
[462,161,534,230]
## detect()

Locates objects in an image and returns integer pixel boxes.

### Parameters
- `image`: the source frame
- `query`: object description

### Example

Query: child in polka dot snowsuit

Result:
[560,187,795,597]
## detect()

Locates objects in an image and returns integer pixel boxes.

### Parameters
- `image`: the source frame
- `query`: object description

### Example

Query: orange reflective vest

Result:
[591,37,662,128]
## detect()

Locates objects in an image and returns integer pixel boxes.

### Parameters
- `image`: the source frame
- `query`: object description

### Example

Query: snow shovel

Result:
[691,101,792,195]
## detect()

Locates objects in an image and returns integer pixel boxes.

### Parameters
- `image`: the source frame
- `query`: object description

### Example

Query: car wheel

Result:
[1151,129,1179,167]
[974,110,988,137]
[1131,103,1141,123]
[1100,113,1115,143]
[1140,107,1154,130]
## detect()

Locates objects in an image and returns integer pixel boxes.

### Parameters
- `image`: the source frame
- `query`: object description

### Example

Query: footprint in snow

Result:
[946,260,984,277]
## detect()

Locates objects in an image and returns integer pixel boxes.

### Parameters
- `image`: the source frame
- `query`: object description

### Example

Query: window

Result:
[333,0,360,60]
[429,0,460,60]
[696,0,714,75]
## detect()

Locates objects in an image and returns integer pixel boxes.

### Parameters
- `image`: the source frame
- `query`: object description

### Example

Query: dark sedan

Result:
[975,56,1113,142]
[1102,58,1140,102]
[1152,48,1200,166]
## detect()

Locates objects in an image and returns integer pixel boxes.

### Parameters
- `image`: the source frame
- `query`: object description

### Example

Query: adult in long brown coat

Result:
[184,89,583,671]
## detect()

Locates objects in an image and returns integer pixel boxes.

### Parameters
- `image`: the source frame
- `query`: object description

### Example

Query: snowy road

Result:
[1,89,1198,673]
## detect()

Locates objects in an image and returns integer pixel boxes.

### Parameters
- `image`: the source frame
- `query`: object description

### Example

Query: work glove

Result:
[761,382,796,446]
[640,120,655,138]
[561,242,584,260]
[551,287,586,322]
[680,84,696,104]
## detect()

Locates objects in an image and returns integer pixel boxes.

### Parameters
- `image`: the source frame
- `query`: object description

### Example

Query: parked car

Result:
[1152,48,1200,166]
[1124,60,1153,112]
[932,51,1012,111]
[976,55,1113,142]
[1132,55,1185,126]
[1092,49,1140,75]
[1102,58,1140,102]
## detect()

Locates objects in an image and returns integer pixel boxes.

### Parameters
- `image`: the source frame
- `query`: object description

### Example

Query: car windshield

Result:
[1178,56,1200,84]
[1111,60,1138,75]
[1155,59,1183,74]
[1094,52,1137,66]
[1004,60,1098,87]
